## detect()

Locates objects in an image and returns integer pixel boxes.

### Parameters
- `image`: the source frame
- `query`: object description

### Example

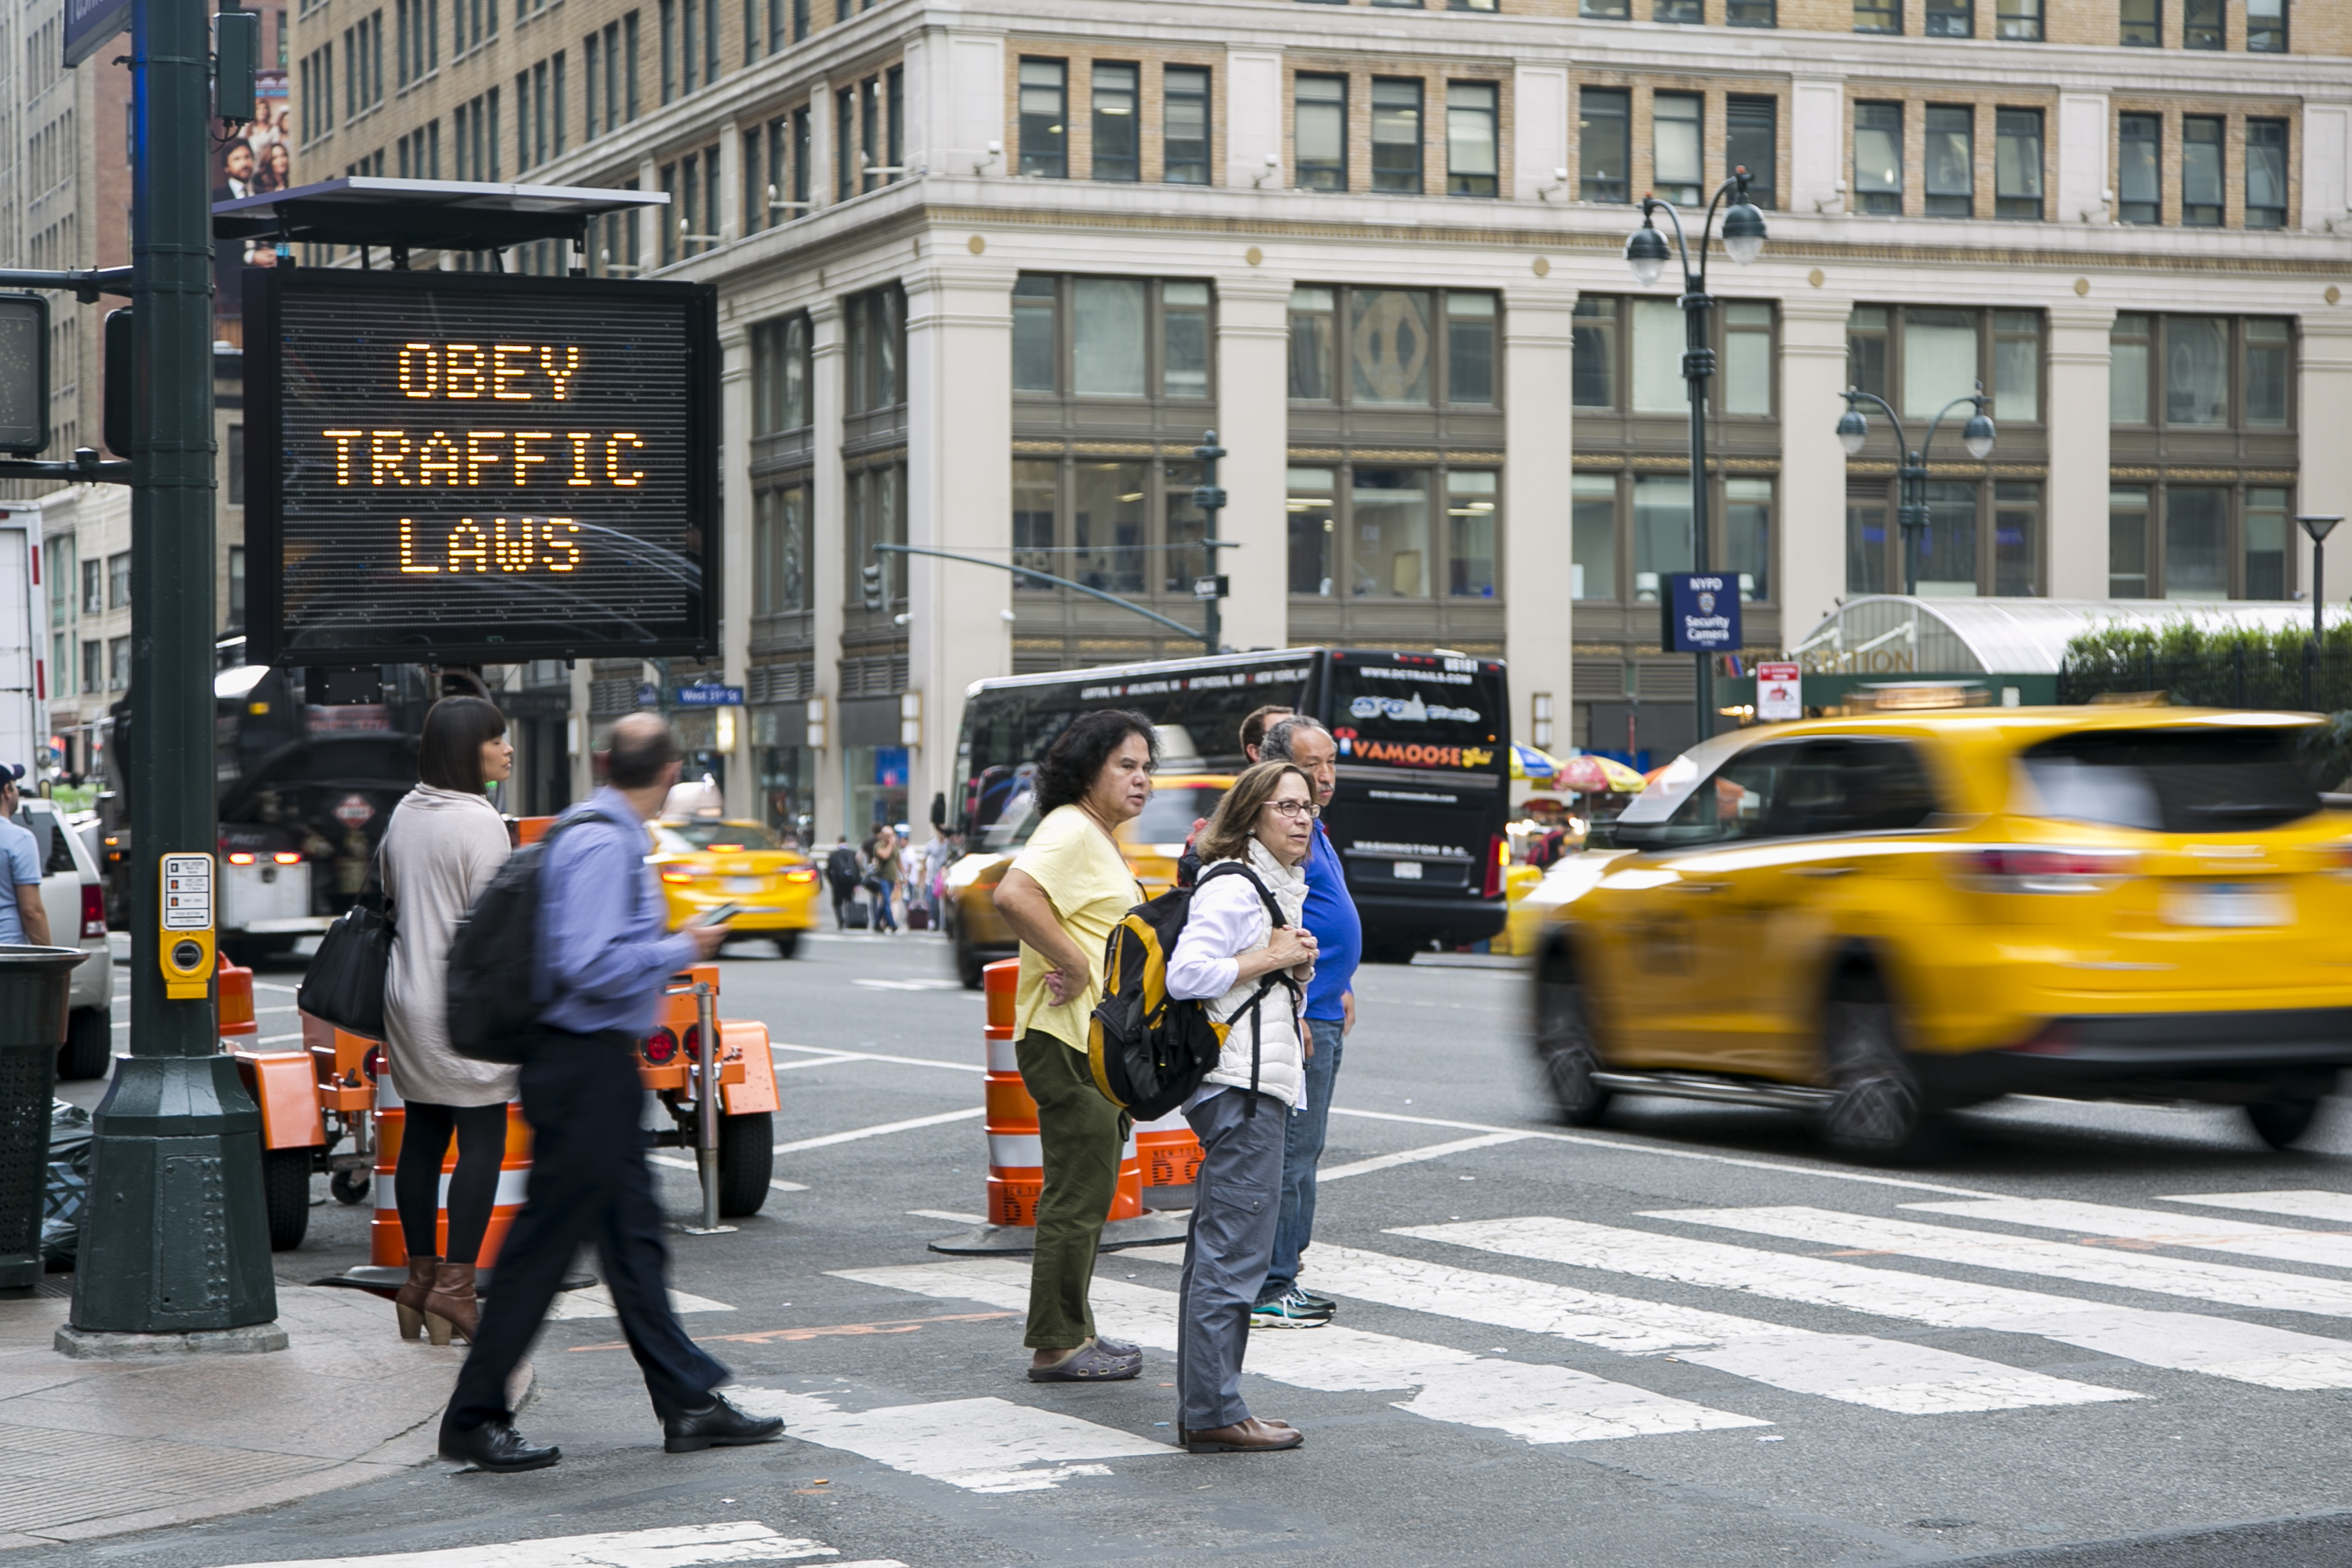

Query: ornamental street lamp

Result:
[2299,514,2341,646]
[1625,169,1766,749]
[1834,386,1997,598]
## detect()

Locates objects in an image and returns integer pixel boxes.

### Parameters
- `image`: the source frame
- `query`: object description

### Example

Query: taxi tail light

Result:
[1482,836,1507,899]
[784,868,817,884]
[659,869,696,884]
[79,883,106,939]
[641,1027,681,1066]
[227,852,256,866]
[1961,846,2140,892]
[272,851,302,865]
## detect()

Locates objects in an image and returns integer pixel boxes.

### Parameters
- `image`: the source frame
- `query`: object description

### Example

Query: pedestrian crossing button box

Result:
[159,852,216,999]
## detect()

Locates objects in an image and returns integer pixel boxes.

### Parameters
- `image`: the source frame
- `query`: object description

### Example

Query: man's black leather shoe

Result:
[664,1391,785,1453]
[439,1415,561,1472]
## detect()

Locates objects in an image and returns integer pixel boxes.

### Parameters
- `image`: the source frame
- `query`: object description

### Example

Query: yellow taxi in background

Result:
[651,817,821,957]
[943,773,1234,988]
[1532,706,2352,1160]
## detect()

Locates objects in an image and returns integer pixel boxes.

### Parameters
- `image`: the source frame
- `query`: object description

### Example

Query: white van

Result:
[14,797,114,1078]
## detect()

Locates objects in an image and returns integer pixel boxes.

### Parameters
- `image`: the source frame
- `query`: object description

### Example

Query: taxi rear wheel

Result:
[1821,990,1935,1163]
[2247,1095,2321,1150]
[1535,967,1612,1127]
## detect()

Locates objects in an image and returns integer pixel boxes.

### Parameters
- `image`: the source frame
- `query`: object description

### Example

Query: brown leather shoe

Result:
[422,1261,479,1346]
[395,1255,441,1341]
[1180,1418,1303,1454]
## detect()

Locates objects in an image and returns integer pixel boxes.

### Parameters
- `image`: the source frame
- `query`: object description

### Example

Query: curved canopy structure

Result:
[1787,596,2323,677]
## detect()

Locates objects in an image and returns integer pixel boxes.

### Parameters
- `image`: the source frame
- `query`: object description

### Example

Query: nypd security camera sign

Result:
[1663,571,1741,654]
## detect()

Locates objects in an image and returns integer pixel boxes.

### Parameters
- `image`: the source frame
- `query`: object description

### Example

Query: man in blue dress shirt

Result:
[441,714,780,1471]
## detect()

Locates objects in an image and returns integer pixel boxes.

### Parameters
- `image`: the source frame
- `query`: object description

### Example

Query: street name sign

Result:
[243,268,719,664]
[674,684,744,707]
[1662,572,1742,654]
[63,0,131,66]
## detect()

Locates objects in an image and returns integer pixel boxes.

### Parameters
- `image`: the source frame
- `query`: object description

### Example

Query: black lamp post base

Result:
[56,1322,288,1359]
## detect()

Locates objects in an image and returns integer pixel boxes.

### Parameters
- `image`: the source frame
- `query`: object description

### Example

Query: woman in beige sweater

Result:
[380,696,517,1343]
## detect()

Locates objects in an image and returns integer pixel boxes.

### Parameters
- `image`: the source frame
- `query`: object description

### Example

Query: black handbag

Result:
[299,863,395,1038]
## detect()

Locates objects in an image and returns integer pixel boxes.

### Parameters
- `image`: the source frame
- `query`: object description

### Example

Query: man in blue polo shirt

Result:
[0,766,49,947]
[1251,715,1360,1328]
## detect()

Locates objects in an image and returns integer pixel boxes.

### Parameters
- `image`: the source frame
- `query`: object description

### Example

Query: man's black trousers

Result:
[447,1027,727,1427]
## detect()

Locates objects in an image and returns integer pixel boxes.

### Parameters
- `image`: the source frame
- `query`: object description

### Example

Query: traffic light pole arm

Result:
[870,543,1212,648]
[0,266,134,305]
[0,449,132,484]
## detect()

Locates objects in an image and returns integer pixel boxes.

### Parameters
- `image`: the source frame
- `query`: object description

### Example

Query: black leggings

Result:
[395,1100,508,1266]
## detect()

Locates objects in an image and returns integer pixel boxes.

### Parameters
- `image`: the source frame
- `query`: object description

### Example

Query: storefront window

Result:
[754,712,812,845]
[846,745,910,836]
[1447,471,1497,598]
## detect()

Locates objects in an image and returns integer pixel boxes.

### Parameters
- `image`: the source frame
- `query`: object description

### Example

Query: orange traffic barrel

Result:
[217,955,257,1040]
[369,1064,532,1266]
[980,960,1040,1226]
[1133,1108,1203,1188]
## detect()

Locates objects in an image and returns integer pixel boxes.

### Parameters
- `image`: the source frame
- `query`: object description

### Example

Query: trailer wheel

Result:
[262,1148,313,1251]
[56,1007,111,1082]
[716,1112,774,1217]
[330,1167,371,1205]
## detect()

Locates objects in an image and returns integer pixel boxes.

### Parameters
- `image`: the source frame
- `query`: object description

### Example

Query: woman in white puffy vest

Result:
[1163,759,1322,1454]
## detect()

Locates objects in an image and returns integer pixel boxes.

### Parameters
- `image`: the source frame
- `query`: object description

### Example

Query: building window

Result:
[1726,96,1776,209]
[1924,0,1968,37]
[845,285,905,412]
[1923,106,1972,217]
[2246,0,2285,51]
[1447,293,1497,404]
[1074,280,1148,395]
[1654,0,1700,21]
[1653,93,1702,207]
[1578,87,1628,204]
[2245,119,2288,230]
[659,0,675,102]
[228,425,246,505]
[107,636,129,691]
[1579,0,1628,16]
[2119,0,2157,45]
[1993,109,2042,219]
[1018,59,1066,179]
[1853,0,1899,33]
[1995,0,2039,39]
[1088,62,1138,182]
[1848,304,2041,424]
[227,546,247,629]
[2245,318,2291,425]
[1447,83,1497,199]
[835,87,853,199]
[1447,0,1498,11]
[2109,488,2149,598]
[2246,488,2289,599]
[1993,310,2039,421]
[1009,276,1217,403]
[2182,117,2224,228]
[846,463,907,608]
[2109,313,2151,425]
[2170,317,2227,425]
[1571,297,1615,410]
[107,551,131,609]
[1571,475,1615,601]
[1723,302,1773,415]
[753,483,810,614]
[2165,488,2228,600]
[751,313,810,435]
[1296,76,1347,192]
[1013,276,1057,393]
[1573,295,1776,423]
[2117,114,2159,225]
[1726,0,1773,25]
[1289,287,1336,400]
[79,641,98,696]
[1449,472,1498,598]
[861,74,881,191]
[1370,79,1422,195]
[1353,468,1426,596]
[1285,286,1497,410]
[1854,103,1903,215]
[1163,66,1209,184]
[2183,0,2222,46]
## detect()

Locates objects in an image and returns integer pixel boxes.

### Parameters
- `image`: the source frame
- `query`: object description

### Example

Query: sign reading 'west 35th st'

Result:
[243,267,719,665]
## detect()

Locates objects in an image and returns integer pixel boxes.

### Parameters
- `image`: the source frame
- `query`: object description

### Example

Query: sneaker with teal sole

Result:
[1250,1290,1333,1329]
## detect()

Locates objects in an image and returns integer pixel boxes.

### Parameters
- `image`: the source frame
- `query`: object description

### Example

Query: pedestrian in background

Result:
[991,710,1155,1384]
[865,823,902,933]
[825,835,861,929]
[0,766,50,945]
[1238,706,1294,766]
[438,714,778,1472]
[1165,759,1319,1451]
[1251,715,1361,1328]
[380,697,517,1345]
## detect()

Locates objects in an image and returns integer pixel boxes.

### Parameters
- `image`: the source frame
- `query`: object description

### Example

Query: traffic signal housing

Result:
[861,561,886,612]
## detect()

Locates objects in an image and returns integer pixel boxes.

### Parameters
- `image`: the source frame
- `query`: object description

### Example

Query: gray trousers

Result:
[1176,1090,1288,1431]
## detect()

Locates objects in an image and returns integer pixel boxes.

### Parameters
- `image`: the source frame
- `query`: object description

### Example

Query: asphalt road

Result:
[41,927,2352,1568]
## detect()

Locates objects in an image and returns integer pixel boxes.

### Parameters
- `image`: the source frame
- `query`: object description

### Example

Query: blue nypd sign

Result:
[1662,572,1741,654]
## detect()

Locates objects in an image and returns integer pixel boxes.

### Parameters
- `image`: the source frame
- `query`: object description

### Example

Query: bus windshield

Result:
[1329,656,1507,766]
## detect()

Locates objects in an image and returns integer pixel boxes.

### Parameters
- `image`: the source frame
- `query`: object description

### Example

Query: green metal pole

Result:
[68,0,278,1343]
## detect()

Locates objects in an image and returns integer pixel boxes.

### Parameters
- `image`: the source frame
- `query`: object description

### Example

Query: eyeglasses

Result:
[1261,799,1319,820]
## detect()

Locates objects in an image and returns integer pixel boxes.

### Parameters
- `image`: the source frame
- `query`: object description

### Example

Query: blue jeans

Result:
[1260,1016,1342,1302]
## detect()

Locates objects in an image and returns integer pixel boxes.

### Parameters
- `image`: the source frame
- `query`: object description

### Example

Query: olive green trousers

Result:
[1016,1031,1128,1349]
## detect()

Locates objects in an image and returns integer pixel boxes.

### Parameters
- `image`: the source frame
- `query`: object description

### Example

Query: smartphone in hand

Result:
[701,902,744,925]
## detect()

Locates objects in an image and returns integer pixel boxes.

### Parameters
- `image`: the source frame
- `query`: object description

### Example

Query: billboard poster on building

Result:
[214,69,290,327]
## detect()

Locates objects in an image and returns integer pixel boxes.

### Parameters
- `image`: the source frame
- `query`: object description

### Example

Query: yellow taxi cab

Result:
[651,817,821,957]
[943,773,1234,988]
[1530,706,2352,1160]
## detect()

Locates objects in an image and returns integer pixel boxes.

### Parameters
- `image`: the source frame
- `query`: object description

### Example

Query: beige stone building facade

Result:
[277,0,2351,834]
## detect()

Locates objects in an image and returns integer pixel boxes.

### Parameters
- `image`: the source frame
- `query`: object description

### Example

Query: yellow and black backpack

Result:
[1087,863,1283,1122]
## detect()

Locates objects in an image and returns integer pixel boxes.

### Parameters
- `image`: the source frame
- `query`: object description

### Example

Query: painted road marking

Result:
[568,1313,1019,1352]
[1907,1197,2352,1272]
[773,1108,983,1155]
[546,1283,737,1321]
[839,1259,1768,1444]
[2162,1190,2352,1225]
[1663,1207,2352,1317]
[1317,1133,1533,1183]
[648,1153,808,1192]
[1296,1244,2133,1414]
[774,1054,872,1073]
[850,977,968,992]
[770,1044,983,1075]
[907,1209,987,1224]
[207,1522,897,1568]
[731,1389,1169,1492]
[1404,1217,2352,1391]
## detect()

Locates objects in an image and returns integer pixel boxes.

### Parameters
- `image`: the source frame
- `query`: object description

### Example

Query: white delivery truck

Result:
[0,518,44,781]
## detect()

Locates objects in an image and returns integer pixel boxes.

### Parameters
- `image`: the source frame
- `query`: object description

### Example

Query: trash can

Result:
[0,947,91,1289]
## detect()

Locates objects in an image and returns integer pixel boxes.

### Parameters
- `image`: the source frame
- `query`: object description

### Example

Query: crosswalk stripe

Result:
[1660,1206,2352,1317]
[2161,1190,2352,1225]
[1402,1217,2352,1391]
[546,1283,736,1320]
[206,1522,896,1568]
[1297,1244,2134,1414]
[773,1108,983,1154]
[727,1389,1170,1491]
[1317,1133,1532,1183]
[837,1259,1771,1444]
[1906,1197,2352,1271]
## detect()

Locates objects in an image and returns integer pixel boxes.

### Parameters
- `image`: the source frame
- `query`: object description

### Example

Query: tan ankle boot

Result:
[395,1255,441,1341]
[422,1261,479,1346]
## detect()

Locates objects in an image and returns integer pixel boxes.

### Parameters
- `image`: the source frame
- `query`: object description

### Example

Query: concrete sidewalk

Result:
[0,1278,496,1548]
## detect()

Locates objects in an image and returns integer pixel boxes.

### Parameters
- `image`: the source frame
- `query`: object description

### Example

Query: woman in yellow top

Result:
[992,709,1155,1383]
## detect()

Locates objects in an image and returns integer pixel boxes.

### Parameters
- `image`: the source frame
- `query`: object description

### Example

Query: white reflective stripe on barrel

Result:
[985,1036,1019,1074]
[373,1167,533,1210]
[987,1133,1043,1169]
[373,1074,405,1110]
[1122,1128,1138,1158]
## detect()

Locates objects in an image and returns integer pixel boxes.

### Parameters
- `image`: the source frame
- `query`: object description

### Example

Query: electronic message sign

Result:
[243,267,718,665]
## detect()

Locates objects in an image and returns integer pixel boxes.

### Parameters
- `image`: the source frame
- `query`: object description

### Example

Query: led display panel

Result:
[244,267,719,664]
